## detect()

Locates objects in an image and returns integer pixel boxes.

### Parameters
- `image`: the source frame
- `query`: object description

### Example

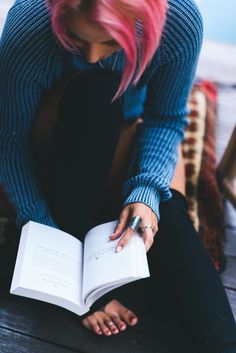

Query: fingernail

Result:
[116,245,123,253]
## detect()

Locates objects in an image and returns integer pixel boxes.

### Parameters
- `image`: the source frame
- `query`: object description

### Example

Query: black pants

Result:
[35,69,236,353]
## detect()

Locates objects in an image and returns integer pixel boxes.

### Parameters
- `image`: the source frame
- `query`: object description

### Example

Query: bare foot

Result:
[82,299,138,336]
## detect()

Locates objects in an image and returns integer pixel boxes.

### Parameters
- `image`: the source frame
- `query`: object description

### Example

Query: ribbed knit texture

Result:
[0,0,203,228]
[178,268,236,353]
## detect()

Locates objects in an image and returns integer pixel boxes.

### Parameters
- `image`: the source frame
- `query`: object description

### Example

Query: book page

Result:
[11,222,83,307]
[83,220,149,304]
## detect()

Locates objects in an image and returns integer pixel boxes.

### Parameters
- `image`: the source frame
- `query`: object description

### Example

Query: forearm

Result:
[121,114,188,220]
[0,146,58,229]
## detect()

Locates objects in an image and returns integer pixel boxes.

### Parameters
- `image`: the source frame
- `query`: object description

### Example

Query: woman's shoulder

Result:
[0,0,66,84]
[0,0,56,67]
[2,0,51,39]
[158,0,203,62]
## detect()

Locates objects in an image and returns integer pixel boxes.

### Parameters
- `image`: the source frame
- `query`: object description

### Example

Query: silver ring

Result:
[140,224,154,232]
[127,216,142,232]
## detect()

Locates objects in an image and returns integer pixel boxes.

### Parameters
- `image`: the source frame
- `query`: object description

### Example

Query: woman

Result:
[0,0,236,351]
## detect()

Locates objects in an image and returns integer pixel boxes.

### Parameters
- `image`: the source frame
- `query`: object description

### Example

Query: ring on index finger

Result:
[127,216,142,232]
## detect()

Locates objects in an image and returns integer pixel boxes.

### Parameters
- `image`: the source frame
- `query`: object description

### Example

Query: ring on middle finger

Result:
[140,224,154,233]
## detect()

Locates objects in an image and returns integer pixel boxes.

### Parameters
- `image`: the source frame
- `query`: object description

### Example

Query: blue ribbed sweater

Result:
[0,0,203,230]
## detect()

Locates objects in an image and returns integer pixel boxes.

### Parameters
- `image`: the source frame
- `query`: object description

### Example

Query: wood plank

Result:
[0,326,82,353]
[0,295,177,353]
[0,245,196,353]
[217,126,236,208]
[225,201,236,228]
[221,257,236,290]
[223,227,236,257]
[225,288,236,321]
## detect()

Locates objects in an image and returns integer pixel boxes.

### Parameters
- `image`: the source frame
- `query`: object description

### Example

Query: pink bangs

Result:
[46,0,168,99]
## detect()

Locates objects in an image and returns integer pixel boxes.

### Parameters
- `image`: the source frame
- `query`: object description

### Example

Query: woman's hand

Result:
[109,203,158,252]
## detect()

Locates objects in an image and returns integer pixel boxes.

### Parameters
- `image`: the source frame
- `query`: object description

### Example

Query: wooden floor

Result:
[216,87,236,322]
[197,39,236,321]
[1,205,235,353]
[0,246,196,353]
[220,199,236,321]
[1,3,236,352]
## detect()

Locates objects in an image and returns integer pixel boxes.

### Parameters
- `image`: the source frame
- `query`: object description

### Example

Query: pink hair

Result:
[46,0,168,99]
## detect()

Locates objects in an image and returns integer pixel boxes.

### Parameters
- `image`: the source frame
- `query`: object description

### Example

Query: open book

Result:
[10,220,150,316]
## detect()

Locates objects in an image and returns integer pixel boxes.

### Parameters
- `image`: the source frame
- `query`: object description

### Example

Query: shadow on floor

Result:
[0,246,196,353]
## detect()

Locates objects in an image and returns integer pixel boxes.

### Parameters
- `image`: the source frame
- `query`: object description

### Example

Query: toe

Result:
[110,314,127,331]
[104,300,138,328]
[91,323,103,335]
[82,313,104,336]
[121,308,138,326]
[82,318,91,330]
[99,323,112,336]
[104,318,119,335]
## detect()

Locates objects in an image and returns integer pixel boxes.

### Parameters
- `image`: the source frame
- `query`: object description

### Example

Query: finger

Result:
[153,223,158,235]
[116,226,135,252]
[135,117,144,124]
[141,227,155,252]
[110,208,129,240]
[151,213,158,235]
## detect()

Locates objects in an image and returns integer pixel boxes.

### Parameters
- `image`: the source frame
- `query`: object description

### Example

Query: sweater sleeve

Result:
[0,7,58,229]
[122,0,203,221]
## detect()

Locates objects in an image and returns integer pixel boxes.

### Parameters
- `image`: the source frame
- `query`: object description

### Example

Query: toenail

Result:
[120,324,126,330]
[130,317,137,323]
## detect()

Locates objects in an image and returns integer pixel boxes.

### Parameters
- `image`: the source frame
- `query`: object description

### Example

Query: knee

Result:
[154,190,210,268]
[159,189,192,233]
[158,195,195,249]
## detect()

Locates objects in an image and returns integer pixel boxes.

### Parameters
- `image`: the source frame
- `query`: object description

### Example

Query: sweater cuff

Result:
[122,185,162,221]
[16,208,59,230]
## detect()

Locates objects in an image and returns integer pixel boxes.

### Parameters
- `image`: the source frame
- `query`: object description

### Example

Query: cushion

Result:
[182,86,207,231]
[183,80,225,273]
